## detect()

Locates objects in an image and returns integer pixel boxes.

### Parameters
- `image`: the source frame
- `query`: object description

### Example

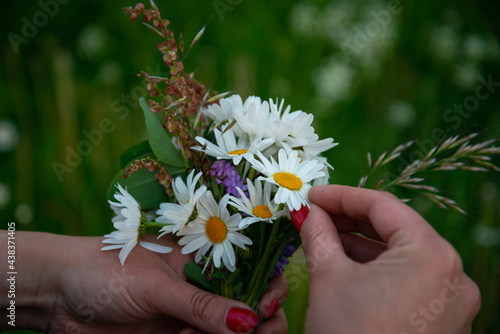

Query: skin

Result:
[0,232,288,334]
[301,185,481,334]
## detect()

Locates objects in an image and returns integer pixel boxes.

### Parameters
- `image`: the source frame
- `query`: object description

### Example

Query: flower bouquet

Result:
[101,2,336,315]
[100,1,500,326]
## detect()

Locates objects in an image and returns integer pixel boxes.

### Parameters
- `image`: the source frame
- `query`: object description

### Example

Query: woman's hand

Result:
[1,231,287,334]
[299,185,480,334]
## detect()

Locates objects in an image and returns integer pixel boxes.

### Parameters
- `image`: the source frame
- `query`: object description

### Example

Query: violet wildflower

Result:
[271,243,296,277]
[210,160,247,197]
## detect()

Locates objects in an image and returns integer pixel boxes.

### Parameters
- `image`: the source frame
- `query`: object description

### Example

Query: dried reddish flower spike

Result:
[123,3,220,183]
[124,157,174,197]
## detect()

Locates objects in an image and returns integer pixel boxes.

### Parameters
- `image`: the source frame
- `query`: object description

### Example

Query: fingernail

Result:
[265,298,279,319]
[226,308,258,333]
[290,205,309,232]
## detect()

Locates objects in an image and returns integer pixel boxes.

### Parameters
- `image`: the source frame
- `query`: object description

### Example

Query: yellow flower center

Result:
[228,149,248,155]
[273,172,303,191]
[205,217,228,243]
[252,205,273,219]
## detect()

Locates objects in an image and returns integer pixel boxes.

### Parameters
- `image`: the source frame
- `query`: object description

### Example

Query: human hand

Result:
[1,231,287,334]
[298,185,480,334]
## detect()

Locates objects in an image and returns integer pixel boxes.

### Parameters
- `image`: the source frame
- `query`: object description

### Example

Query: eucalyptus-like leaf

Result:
[139,97,188,172]
[119,140,152,168]
[184,263,214,291]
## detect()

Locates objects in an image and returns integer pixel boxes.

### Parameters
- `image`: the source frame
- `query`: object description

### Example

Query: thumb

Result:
[156,277,258,334]
[299,203,348,277]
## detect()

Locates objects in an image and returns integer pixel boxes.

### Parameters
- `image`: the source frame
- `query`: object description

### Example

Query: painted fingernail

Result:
[226,308,258,333]
[265,298,279,319]
[290,205,309,232]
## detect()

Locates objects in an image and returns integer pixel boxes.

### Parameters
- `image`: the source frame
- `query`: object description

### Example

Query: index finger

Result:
[308,185,437,247]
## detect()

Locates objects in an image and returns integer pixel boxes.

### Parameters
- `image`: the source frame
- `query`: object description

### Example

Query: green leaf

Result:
[184,263,214,291]
[210,272,224,279]
[106,160,170,210]
[139,97,188,172]
[119,140,152,168]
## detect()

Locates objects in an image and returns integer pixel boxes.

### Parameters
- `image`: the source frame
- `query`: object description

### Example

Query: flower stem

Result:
[220,278,233,299]
[244,217,282,308]
[258,230,296,298]
[248,166,256,180]
[145,222,167,229]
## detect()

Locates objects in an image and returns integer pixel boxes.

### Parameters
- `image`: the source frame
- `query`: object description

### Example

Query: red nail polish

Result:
[265,298,279,319]
[290,205,309,232]
[226,308,258,333]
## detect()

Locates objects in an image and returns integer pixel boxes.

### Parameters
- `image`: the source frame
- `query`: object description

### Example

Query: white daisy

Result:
[233,100,272,142]
[201,95,263,128]
[228,179,285,228]
[296,150,333,186]
[178,191,252,272]
[302,137,339,157]
[268,100,309,149]
[102,184,172,266]
[156,170,206,236]
[192,127,273,165]
[173,169,205,206]
[250,149,325,211]
[242,95,263,110]
[266,98,338,157]
[201,94,243,124]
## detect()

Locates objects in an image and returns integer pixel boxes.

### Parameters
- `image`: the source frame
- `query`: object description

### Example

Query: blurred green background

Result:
[1,0,499,333]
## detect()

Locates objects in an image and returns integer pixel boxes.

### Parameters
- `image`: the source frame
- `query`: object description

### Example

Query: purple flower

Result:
[210,160,247,197]
[271,242,297,277]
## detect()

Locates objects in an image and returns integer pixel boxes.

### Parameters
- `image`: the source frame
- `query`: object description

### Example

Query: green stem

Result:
[258,223,266,261]
[258,230,296,298]
[237,160,244,176]
[241,223,267,302]
[248,167,256,180]
[245,218,282,307]
[145,222,168,229]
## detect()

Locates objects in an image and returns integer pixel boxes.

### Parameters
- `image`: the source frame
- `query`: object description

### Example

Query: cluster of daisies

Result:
[102,94,337,270]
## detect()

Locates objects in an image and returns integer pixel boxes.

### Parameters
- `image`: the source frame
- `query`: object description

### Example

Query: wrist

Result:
[1,231,62,331]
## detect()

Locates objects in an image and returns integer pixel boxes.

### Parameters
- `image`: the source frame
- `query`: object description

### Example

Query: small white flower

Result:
[157,170,206,235]
[228,179,285,228]
[102,184,172,266]
[173,169,205,206]
[250,149,325,211]
[296,149,334,186]
[242,95,263,110]
[302,137,338,157]
[192,127,273,165]
[271,99,317,148]
[178,191,252,272]
[201,94,243,124]
[233,100,272,142]
[262,98,338,159]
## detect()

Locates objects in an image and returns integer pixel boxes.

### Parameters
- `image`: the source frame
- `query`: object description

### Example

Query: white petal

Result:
[212,244,223,268]
[139,241,173,254]
[181,235,209,254]
[118,238,137,266]
[195,242,212,263]
[101,244,124,251]
[226,232,252,248]
[222,239,236,266]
